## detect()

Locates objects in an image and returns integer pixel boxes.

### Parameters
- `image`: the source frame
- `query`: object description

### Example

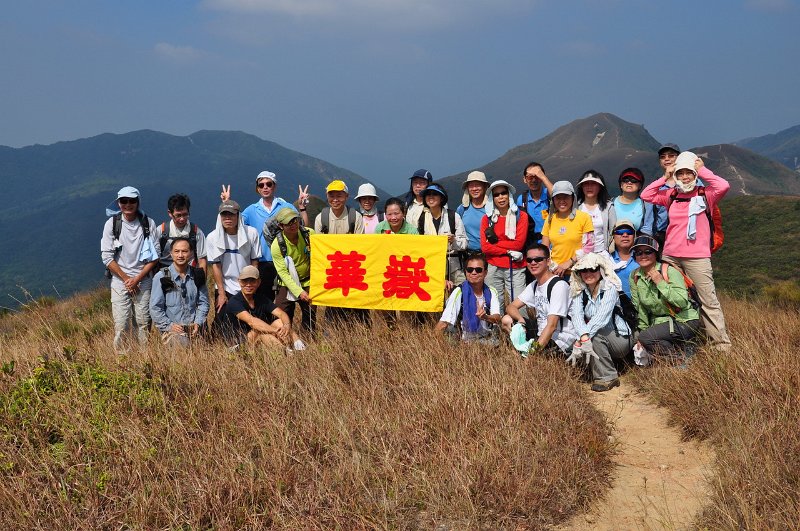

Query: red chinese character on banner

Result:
[324,250,368,296]
[382,255,431,301]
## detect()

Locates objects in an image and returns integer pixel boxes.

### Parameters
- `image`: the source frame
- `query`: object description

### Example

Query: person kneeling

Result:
[435,253,501,343]
[568,253,634,392]
[501,244,577,357]
[215,265,306,352]
[630,235,700,363]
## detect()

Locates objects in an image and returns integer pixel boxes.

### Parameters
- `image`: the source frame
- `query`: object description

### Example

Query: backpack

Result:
[418,208,456,235]
[158,222,199,266]
[320,207,357,234]
[105,211,152,278]
[581,289,638,333]
[634,262,701,316]
[159,265,206,292]
[668,187,724,253]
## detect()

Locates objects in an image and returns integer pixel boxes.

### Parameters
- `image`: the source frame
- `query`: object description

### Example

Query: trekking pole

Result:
[508,252,515,302]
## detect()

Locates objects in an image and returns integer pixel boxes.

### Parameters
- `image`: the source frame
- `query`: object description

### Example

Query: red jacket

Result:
[479,212,528,269]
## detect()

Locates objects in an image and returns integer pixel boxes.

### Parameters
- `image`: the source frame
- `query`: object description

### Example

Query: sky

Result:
[2,0,799,193]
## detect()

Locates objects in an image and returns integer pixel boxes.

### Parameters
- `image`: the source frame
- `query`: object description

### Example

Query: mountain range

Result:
[735,124,800,172]
[2,113,799,308]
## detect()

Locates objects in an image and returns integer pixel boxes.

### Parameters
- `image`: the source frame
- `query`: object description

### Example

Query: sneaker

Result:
[293,339,307,351]
[591,378,620,392]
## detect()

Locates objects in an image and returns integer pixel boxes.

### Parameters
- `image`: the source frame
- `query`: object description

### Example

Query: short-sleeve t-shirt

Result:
[439,284,501,340]
[543,210,593,265]
[216,291,277,344]
[612,198,647,231]
[517,276,577,352]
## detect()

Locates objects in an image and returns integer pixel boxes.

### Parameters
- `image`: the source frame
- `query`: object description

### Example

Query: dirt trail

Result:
[557,379,715,530]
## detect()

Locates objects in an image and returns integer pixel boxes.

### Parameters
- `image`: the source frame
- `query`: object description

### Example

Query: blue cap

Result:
[117,186,140,199]
[411,169,433,182]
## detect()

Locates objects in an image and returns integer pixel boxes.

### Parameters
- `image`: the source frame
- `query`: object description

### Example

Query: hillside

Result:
[735,124,800,172]
[438,112,800,203]
[0,130,385,308]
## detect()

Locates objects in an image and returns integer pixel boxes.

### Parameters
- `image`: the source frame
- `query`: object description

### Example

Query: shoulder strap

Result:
[347,208,357,234]
[417,212,426,235]
[321,206,330,234]
[299,227,311,249]
[159,222,168,253]
[112,213,122,240]
[447,208,456,233]
[276,231,288,258]
[522,191,529,211]
[138,212,151,239]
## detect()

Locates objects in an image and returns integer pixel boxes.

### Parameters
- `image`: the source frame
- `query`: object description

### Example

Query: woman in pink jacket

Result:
[640,151,731,351]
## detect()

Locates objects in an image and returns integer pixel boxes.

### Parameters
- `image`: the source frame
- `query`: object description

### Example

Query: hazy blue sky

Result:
[2,0,798,191]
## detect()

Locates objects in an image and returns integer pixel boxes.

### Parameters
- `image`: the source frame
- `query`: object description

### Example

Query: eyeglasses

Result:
[526,256,547,264]
[620,177,640,184]
[171,211,190,219]
[633,249,656,257]
[492,190,509,197]
[118,198,138,205]
[465,266,484,274]
[257,181,275,189]
[613,229,635,236]
[579,267,601,273]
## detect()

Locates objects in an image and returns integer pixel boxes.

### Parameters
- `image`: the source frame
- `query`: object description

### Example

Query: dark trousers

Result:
[325,306,371,327]
[274,286,316,336]
[256,261,277,301]
[638,319,701,357]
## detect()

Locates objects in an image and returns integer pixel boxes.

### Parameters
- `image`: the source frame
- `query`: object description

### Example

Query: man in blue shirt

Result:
[515,162,553,248]
[150,238,210,347]
[241,170,308,300]
[649,144,680,248]
[456,171,489,253]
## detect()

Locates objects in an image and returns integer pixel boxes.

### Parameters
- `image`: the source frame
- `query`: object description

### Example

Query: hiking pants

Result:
[638,319,701,358]
[662,256,731,351]
[590,326,634,383]
[111,286,151,350]
[486,264,526,315]
[256,261,277,301]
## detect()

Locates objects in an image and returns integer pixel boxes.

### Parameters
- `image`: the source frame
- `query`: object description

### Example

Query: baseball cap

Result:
[117,186,140,199]
[326,180,349,193]
[631,235,659,253]
[274,207,299,225]
[411,169,433,182]
[218,200,241,214]
[238,265,260,280]
[551,180,575,197]
[613,219,636,231]
[658,143,681,155]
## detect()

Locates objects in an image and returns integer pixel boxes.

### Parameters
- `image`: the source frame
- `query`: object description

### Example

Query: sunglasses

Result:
[257,181,275,189]
[633,249,656,257]
[465,266,484,274]
[281,217,299,226]
[579,267,601,273]
[613,229,635,236]
[620,177,640,184]
[526,256,547,264]
[118,198,138,205]
[492,190,509,197]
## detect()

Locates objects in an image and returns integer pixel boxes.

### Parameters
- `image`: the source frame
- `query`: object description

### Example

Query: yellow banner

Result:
[309,234,448,311]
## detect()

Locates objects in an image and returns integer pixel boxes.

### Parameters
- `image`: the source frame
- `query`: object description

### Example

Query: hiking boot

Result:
[591,378,620,392]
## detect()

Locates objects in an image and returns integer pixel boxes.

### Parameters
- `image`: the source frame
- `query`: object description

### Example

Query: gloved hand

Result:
[565,348,582,367]
[582,340,599,365]
[508,250,523,262]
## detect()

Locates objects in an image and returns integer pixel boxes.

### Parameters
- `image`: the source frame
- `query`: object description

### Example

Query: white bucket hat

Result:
[355,183,379,200]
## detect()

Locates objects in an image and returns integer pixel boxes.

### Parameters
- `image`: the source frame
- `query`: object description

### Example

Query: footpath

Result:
[557,381,715,530]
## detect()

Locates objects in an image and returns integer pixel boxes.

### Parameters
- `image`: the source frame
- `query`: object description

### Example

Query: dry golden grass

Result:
[631,294,800,530]
[0,289,612,528]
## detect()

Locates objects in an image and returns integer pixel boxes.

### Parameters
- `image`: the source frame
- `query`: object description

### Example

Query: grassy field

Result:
[632,295,800,530]
[0,290,613,528]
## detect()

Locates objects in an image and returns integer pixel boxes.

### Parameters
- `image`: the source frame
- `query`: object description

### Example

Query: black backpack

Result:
[530,276,569,333]
[417,208,456,235]
[320,207,357,234]
[158,222,199,266]
[581,289,638,333]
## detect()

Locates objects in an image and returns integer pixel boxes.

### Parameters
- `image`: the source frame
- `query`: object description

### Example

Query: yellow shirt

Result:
[543,210,593,264]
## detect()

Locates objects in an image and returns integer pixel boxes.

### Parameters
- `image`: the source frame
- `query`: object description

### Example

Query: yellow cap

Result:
[326,180,348,193]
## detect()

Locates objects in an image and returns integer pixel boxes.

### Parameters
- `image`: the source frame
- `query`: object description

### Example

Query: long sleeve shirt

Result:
[630,263,700,330]
[479,213,528,269]
[569,282,631,338]
[150,264,209,332]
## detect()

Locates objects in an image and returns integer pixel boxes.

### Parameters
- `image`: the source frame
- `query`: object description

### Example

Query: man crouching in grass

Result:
[215,265,306,352]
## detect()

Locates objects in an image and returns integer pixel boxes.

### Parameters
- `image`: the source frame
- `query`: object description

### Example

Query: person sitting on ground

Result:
[576,170,614,259]
[480,180,528,314]
[150,237,210,347]
[153,193,208,271]
[541,180,594,278]
[214,265,306,352]
[567,253,634,392]
[611,168,654,235]
[516,161,554,248]
[609,220,639,297]
[456,171,490,254]
[206,200,262,313]
[502,244,577,357]
[640,151,731,352]
[435,253,501,343]
[375,197,419,234]
[271,208,316,336]
[403,168,433,227]
[629,235,700,361]
[355,183,382,234]
[418,183,468,288]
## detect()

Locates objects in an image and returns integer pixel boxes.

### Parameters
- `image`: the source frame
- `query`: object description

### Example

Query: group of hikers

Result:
[100,142,731,392]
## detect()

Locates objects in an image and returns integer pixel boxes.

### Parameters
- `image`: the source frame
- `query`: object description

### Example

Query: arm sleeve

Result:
[271,239,304,297]
[100,218,116,267]
[439,288,461,325]
[314,213,323,233]
[569,292,588,336]
[656,265,691,309]
[585,287,618,337]
[452,212,468,251]
[697,167,731,205]
[248,227,262,261]
[149,274,171,332]
[630,271,650,330]
[195,283,210,325]
[640,201,655,236]
[195,229,207,259]
[640,177,669,206]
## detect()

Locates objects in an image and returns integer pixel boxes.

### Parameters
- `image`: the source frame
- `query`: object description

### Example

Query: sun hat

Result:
[275,207,299,225]
[673,151,699,177]
[238,265,260,280]
[631,234,660,253]
[577,171,605,188]
[117,186,140,199]
[255,170,277,183]
[355,183,379,200]
[421,183,448,205]
[461,171,489,207]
